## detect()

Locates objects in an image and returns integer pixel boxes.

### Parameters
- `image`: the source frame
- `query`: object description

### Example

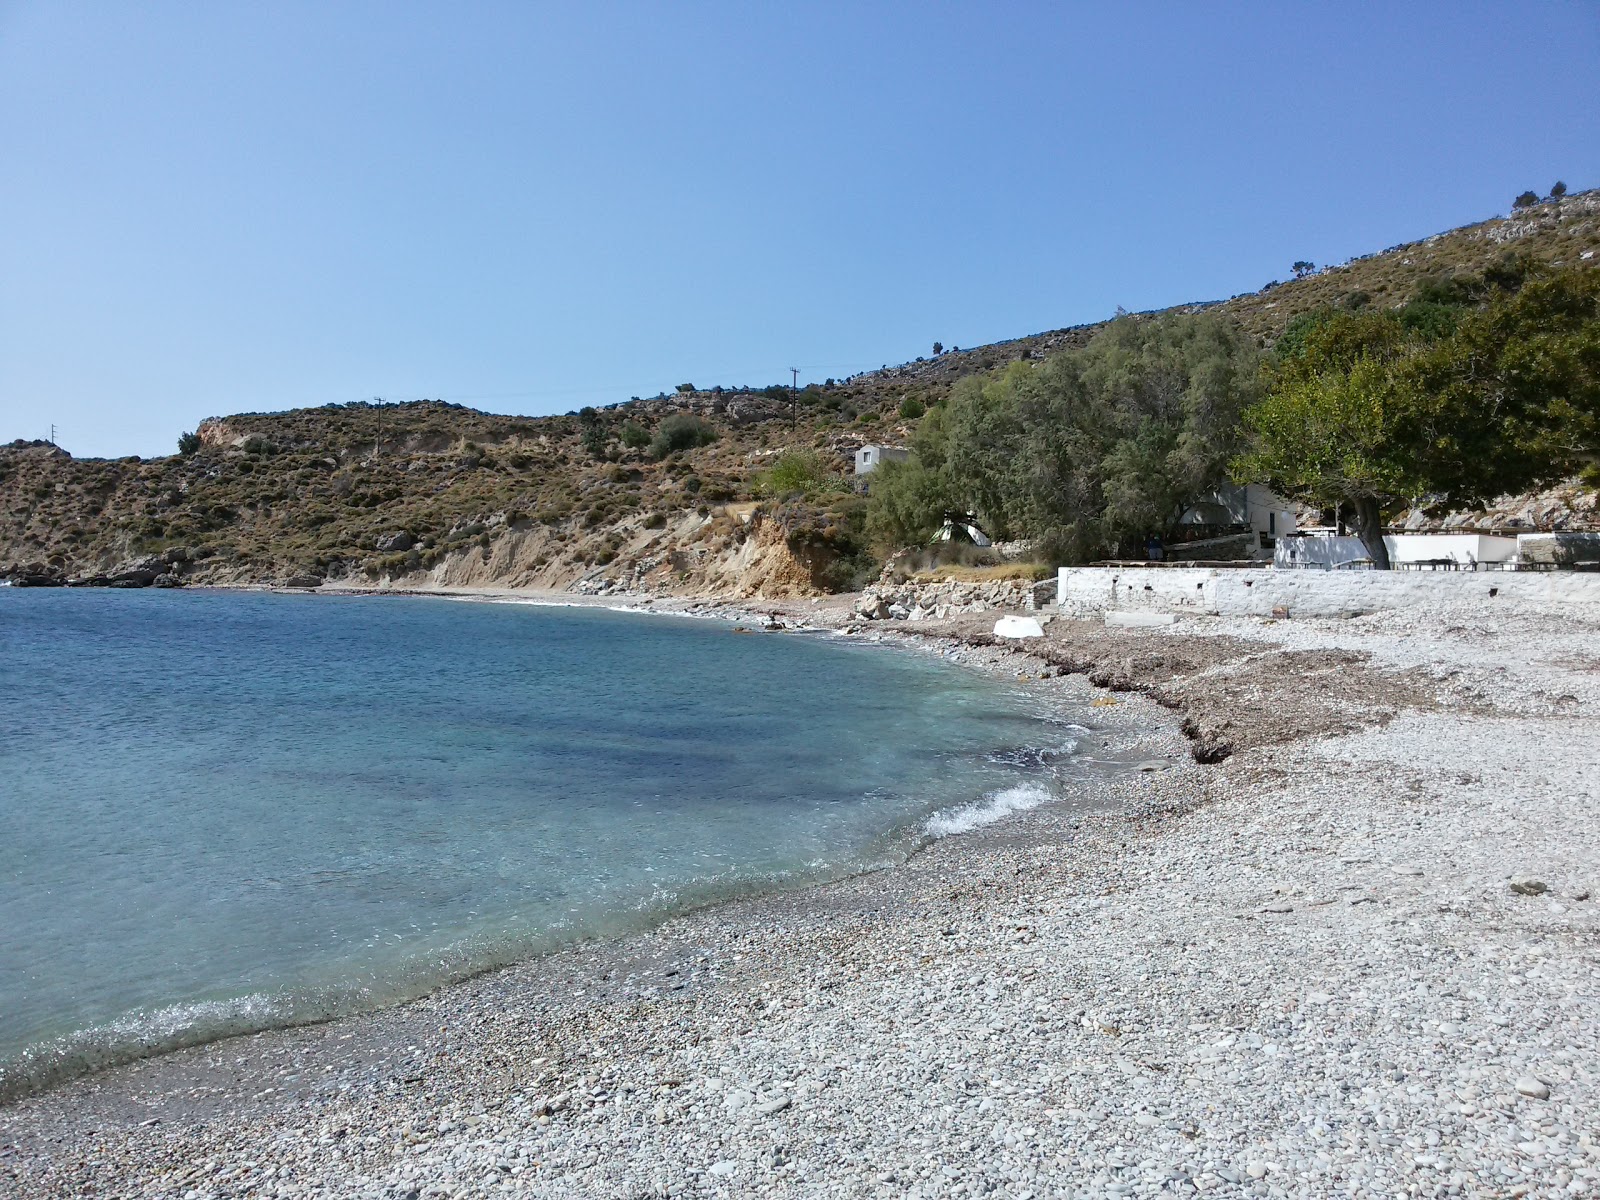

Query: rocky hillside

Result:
[4,190,1598,594]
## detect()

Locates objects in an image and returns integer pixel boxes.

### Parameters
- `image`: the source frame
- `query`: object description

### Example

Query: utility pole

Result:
[48,424,57,446]
[790,368,799,426]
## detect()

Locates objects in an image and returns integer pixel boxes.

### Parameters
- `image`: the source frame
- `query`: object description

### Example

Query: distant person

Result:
[1146,535,1165,562]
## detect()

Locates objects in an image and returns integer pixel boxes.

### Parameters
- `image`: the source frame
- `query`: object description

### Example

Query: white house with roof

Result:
[1177,483,1298,549]
[854,444,910,475]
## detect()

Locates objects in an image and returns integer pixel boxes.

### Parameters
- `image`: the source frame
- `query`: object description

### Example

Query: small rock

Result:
[1391,865,1424,877]
[1509,878,1548,896]
[708,1161,737,1177]
[1516,1076,1550,1100]
[756,1097,791,1116]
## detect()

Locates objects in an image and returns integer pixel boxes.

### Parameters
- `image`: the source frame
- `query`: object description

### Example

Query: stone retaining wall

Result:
[1056,566,1600,618]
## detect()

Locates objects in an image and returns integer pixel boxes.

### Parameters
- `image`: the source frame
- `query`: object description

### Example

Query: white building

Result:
[854,444,910,475]
[1275,532,1520,570]
[1178,483,1298,549]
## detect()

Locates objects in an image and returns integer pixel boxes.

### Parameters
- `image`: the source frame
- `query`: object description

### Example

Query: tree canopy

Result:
[866,312,1262,562]
[1233,263,1600,566]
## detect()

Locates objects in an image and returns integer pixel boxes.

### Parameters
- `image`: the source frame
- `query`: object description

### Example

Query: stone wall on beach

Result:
[1057,564,1600,618]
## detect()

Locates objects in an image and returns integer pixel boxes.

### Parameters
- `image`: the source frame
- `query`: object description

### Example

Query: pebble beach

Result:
[3,588,1597,1199]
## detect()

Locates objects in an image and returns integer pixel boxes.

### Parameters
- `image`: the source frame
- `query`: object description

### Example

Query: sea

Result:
[0,588,1111,1097]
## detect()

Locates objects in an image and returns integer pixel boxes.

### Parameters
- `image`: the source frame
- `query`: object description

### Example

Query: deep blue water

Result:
[0,589,1101,1095]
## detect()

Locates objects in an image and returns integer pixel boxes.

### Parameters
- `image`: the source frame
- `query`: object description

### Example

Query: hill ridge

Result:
[4,190,1597,593]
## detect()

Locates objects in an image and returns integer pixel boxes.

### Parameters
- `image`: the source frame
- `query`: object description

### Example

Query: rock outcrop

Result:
[852,576,1051,622]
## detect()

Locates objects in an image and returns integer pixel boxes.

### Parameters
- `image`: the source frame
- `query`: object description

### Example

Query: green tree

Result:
[869,313,1261,564]
[1292,260,1316,279]
[932,342,944,355]
[898,395,925,419]
[177,431,201,457]
[1513,190,1540,210]
[1234,266,1600,565]
[1405,266,1600,489]
[618,420,651,450]
[864,456,959,551]
[1550,180,1567,200]
[1234,353,1417,567]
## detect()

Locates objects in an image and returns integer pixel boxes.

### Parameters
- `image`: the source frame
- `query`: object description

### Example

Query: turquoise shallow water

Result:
[0,589,1101,1096]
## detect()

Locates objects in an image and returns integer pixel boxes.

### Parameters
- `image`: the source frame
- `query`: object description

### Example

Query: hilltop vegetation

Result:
[3,190,1597,591]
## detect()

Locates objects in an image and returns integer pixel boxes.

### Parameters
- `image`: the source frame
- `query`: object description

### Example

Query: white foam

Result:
[924,783,1053,838]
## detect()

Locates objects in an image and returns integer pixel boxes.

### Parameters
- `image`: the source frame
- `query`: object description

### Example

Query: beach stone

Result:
[855,595,889,620]
[1509,877,1548,895]
[708,1161,737,1177]
[1516,1077,1550,1099]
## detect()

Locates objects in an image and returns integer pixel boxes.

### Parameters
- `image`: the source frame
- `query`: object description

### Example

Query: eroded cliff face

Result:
[373,507,832,599]
[0,396,880,597]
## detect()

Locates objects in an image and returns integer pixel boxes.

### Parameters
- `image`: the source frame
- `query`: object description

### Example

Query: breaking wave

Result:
[924,783,1054,838]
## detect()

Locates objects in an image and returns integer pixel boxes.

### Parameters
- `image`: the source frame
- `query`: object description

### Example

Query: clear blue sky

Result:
[2,2,1595,458]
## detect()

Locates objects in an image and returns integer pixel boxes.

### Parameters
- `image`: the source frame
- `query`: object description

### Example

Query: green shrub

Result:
[898,396,926,419]
[650,414,719,459]
[757,450,845,499]
[578,408,608,458]
[619,420,651,449]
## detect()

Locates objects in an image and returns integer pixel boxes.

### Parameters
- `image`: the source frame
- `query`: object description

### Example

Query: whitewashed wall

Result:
[1387,534,1519,565]
[1057,566,1600,618]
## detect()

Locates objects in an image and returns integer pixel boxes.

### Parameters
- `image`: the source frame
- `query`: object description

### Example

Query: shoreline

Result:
[3,587,1598,1197]
[0,587,1170,1107]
